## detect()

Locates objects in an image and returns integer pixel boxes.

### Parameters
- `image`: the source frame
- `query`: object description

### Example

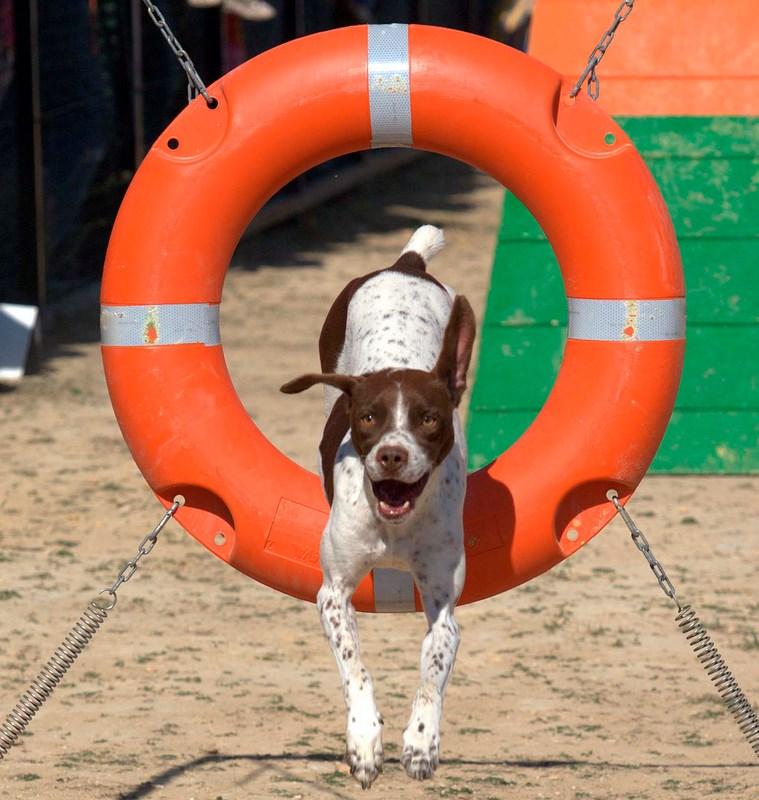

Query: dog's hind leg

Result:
[401,549,465,781]
[317,580,384,789]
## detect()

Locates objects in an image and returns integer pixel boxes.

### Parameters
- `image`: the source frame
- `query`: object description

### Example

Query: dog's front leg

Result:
[402,549,465,781]
[318,578,383,789]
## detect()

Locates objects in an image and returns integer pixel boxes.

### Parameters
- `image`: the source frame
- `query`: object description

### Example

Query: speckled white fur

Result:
[323,269,454,417]
[317,227,468,787]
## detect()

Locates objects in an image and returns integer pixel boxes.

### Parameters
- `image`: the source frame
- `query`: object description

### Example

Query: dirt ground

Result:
[1,156,757,799]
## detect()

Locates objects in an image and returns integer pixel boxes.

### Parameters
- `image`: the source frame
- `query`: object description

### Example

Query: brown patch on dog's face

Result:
[347,369,456,469]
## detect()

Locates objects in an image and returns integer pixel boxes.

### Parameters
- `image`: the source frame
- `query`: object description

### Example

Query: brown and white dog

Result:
[281,225,476,788]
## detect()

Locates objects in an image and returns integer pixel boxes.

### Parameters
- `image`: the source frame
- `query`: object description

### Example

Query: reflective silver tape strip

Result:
[373,567,416,612]
[567,298,686,341]
[368,24,412,148]
[101,303,221,346]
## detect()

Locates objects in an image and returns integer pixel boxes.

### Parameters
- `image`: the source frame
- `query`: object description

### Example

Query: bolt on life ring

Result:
[101,24,685,612]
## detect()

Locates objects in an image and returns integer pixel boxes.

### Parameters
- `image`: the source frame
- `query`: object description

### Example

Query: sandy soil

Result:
[1,156,757,799]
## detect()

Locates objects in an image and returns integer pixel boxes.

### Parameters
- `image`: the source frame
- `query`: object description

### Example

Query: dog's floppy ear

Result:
[433,295,476,406]
[280,373,359,396]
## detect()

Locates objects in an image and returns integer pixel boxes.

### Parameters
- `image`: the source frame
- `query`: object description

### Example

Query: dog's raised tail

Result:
[401,225,445,263]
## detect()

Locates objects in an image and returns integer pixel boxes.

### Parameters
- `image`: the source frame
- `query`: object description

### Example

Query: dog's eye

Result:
[422,414,438,429]
[360,413,375,426]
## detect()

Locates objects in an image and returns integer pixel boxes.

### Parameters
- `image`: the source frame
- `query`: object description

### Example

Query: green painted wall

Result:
[467,117,759,473]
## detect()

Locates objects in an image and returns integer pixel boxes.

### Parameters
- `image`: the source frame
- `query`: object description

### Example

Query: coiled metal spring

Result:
[676,604,759,757]
[609,490,759,760]
[0,601,109,758]
[0,498,181,760]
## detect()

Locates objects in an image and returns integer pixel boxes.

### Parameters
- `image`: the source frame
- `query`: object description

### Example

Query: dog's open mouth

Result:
[371,474,429,521]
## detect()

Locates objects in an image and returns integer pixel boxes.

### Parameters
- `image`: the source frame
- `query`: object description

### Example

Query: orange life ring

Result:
[101,24,685,612]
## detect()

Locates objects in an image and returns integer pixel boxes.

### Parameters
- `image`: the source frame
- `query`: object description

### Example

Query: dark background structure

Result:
[0,0,529,310]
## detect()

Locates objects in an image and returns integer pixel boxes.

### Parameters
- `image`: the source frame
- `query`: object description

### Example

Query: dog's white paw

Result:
[346,715,384,789]
[401,719,440,781]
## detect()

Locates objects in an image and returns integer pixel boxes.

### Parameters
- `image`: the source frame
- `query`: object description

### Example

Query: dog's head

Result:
[281,296,476,524]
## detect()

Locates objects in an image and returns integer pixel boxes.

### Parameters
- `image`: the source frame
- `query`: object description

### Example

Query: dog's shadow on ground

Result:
[113,750,585,800]
[116,750,758,799]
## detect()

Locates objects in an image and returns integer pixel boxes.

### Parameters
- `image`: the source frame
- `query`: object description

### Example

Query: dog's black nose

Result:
[376,445,408,473]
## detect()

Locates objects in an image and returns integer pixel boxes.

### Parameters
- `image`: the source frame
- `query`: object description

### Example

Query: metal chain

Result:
[100,495,186,607]
[140,0,216,106]
[569,0,635,100]
[607,489,759,760]
[0,496,184,759]
[607,489,680,607]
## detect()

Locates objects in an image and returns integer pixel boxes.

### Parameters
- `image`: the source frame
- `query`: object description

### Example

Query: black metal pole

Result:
[13,0,46,310]
[131,0,146,167]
